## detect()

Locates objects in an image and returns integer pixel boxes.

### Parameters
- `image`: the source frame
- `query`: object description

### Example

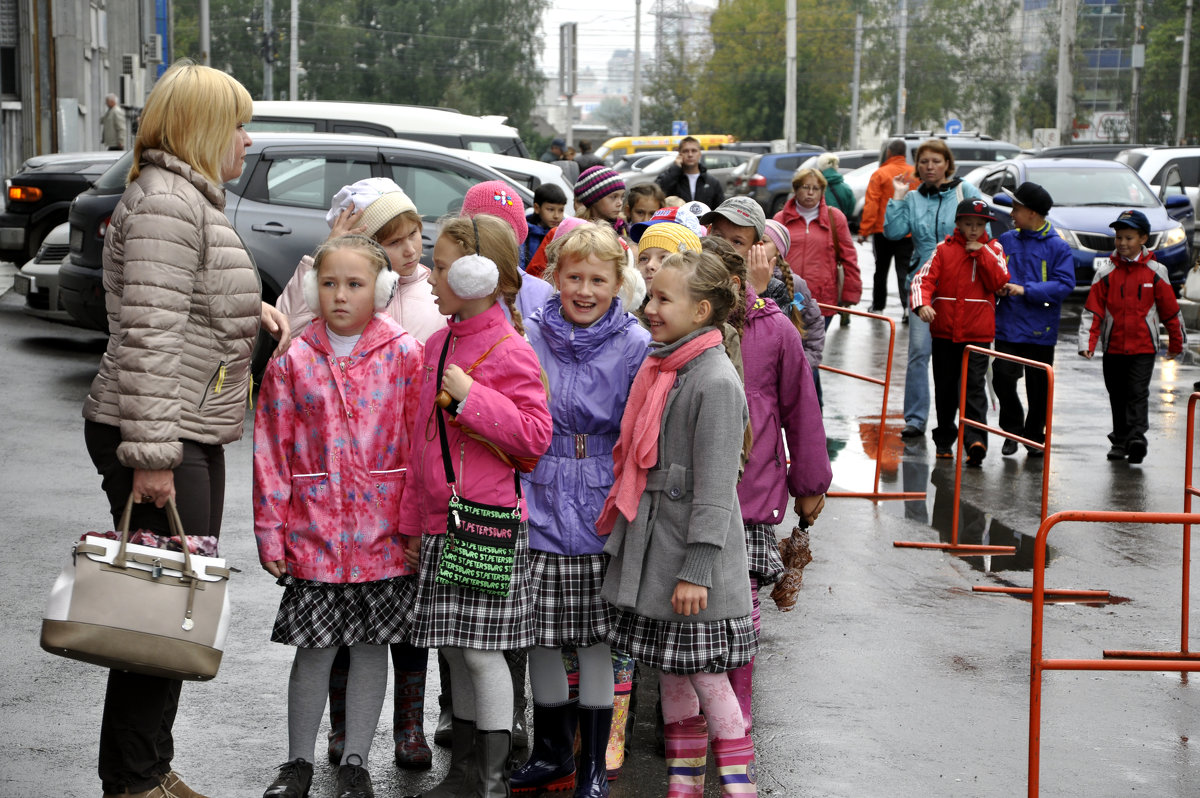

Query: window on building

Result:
[0,0,18,98]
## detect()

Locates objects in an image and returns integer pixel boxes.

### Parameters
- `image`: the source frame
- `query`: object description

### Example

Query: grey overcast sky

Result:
[539,0,716,79]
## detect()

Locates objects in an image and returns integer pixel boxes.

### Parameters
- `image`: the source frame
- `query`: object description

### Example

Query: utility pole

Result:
[632,0,641,136]
[1056,0,1077,144]
[784,0,796,150]
[1179,0,1194,144]
[896,0,907,134]
[1130,0,1144,142]
[199,0,210,65]
[288,0,298,100]
[849,12,862,148]
[262,0,273,100]
[561,22,577,149]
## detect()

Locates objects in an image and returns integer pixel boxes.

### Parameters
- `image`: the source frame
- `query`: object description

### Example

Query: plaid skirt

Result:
[745,523,786,584]
[529,551,614,648]
[270,575,414,648]
[605,609,758,675]
[406,529,534,650]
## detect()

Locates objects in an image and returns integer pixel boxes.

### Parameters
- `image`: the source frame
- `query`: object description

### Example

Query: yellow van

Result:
[595,134,736,165]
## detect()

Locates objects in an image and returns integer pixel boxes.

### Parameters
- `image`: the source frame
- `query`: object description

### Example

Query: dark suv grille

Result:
[36,242,70,263]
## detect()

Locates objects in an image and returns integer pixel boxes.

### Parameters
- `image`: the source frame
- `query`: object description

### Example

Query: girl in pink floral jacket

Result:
[253,234,423,797]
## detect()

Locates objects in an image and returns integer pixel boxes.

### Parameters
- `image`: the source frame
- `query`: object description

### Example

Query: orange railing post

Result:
[1028,510,1200,797]
[816,302,925,502]
[1102,391,1200,661]
[895,344,1054,556]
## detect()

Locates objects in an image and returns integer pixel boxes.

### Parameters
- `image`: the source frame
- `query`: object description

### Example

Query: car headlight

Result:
[1056,227,1081,248]
[1161,225,1187,248]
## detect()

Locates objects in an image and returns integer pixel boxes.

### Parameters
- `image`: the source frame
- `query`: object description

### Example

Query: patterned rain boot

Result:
[727,658,755,735]
[327,647,350,764]
[511,701,578,793]
[664,715,708,797]
[711,735,758,797]
[575,705,613,798]
[393,670,433,770]
[605,652,634,781]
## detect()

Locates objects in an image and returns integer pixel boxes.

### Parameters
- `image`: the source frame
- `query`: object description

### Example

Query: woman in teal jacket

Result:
[883,139,983,438]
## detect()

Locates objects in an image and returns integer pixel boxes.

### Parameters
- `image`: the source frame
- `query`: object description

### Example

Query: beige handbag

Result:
[40,495,233,680]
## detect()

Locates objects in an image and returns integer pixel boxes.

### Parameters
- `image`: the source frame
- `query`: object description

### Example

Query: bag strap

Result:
[827,206,842,265]
[434,333,522,500]
[114,493,197,580]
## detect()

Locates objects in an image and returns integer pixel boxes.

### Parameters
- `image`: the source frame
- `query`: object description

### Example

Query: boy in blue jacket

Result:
[994,182,1075,457]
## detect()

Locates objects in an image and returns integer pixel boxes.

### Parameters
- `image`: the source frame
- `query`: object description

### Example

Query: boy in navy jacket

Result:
[994,182,1075,457]
[1079,209,1184,464]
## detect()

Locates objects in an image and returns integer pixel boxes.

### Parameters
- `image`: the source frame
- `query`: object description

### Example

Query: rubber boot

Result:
[393,670,433,770]
[605,653,634,780]
[402,716,476,798]
[475,728,513,798]
[434,651,453,748]
[511,701,577,794]
[575,706,612,798]
[711,735,758,797]
[327,646,350,764]
[727,658,754,735]
[664,715,707,798]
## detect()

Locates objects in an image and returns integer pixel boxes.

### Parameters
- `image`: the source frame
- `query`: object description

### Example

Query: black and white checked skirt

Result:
[270,575,414,647]
[406,529,534,650]
[744,523,785,584]
[529,550,614,648]
[605,609,758,675]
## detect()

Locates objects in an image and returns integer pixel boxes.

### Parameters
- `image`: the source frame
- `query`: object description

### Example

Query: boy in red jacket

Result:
[910,199,1010,465]
[1078,209,1185,464]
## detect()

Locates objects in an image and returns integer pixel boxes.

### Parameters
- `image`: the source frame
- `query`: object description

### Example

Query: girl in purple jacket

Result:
[513,223,651,798]
[702,236,831,734]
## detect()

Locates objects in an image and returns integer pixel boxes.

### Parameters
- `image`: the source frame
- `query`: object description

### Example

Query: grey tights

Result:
[442,646,513,731]
[288,644,389,764]
[528,643,615,707]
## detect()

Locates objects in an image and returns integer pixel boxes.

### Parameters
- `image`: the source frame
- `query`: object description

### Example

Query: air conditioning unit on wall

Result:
[120,53,144,107]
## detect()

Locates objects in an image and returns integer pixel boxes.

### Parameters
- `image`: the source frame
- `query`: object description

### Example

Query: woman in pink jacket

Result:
[254,235,424,798]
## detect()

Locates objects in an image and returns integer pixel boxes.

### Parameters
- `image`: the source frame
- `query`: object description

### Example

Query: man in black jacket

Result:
[654,136,725,207]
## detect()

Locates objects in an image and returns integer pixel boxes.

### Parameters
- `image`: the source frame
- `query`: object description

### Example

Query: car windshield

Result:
[1029,167,1158,208]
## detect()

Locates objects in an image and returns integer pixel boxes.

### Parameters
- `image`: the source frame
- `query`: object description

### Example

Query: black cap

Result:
[1110,209,1150,235]
[955,198,995,222]
[1001,182,1053,216]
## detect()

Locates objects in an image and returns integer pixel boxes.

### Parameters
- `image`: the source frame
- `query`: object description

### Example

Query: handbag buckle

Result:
[151,559,163,579]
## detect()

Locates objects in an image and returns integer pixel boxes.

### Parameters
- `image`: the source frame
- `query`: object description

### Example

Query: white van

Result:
[249,101,528,157]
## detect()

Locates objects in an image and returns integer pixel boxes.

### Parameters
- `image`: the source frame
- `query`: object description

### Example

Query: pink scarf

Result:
[596,328,724,535]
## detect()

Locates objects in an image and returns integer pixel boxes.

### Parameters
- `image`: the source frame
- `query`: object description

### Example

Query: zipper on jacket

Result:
[198,361,227,409]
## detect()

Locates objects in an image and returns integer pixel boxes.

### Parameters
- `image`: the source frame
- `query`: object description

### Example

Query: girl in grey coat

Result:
[596,250,760,797]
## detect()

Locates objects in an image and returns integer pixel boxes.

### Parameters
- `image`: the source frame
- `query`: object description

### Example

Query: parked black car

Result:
[58,132,535,332]
[0,151,123,264]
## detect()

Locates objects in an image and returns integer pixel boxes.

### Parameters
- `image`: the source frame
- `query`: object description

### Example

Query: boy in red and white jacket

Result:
[1078,209,1184,464]
[911,199,1009,464]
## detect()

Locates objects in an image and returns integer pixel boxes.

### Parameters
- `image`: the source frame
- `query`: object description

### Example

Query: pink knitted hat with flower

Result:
[461,180,528,245]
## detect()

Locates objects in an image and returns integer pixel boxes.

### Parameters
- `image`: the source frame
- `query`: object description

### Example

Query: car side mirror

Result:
[1164,194,1192,211]
[992,193,1013,207]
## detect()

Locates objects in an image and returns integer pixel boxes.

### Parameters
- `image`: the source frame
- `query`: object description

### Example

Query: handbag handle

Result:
[113,493,197,581]
[434,333,521,502]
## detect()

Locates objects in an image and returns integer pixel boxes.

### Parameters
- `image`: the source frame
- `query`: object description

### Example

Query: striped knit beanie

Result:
[574,165,625,208]
[638,221,702,256]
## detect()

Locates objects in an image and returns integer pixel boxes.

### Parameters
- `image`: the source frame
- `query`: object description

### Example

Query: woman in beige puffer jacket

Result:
[80,61,288,798]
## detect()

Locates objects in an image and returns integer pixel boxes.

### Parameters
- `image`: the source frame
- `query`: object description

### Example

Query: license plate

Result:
[13,272,31,295]
[69,226,82,251]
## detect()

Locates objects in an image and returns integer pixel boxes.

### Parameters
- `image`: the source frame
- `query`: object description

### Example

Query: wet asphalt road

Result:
[3,253,1200,797]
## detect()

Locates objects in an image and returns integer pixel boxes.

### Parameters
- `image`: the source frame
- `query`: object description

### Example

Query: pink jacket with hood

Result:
[398,302,552,537]
[253,314,423,583]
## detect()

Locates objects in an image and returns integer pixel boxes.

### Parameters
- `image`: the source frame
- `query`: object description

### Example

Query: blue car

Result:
[733,147,826,216]
[968,158,1193,289]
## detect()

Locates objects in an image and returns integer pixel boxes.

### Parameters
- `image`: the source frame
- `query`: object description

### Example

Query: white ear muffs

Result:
[447,254,499,300]
[375,268,400,310]
[302,267,320,316]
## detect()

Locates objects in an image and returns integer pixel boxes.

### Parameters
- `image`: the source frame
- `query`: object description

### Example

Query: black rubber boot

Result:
[475,728,514,798]
[575,706,613,798]
[403,716,477,798]
[510,701,577,793]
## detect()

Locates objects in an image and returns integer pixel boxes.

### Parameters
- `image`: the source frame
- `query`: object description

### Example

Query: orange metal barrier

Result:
[895,345,1053,556]
[1103,392,1200,661]
[1027,510,1200,797]
[816,303,924,502]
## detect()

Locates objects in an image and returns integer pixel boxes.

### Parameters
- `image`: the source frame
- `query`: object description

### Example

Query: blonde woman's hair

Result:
[129,60,253,185]
[659,250,737,329]
[544,223,626,288]
[791,167,827,194]
[438,215,528,335]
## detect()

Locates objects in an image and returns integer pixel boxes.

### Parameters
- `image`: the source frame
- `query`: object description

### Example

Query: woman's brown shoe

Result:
[159,771,210,798]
